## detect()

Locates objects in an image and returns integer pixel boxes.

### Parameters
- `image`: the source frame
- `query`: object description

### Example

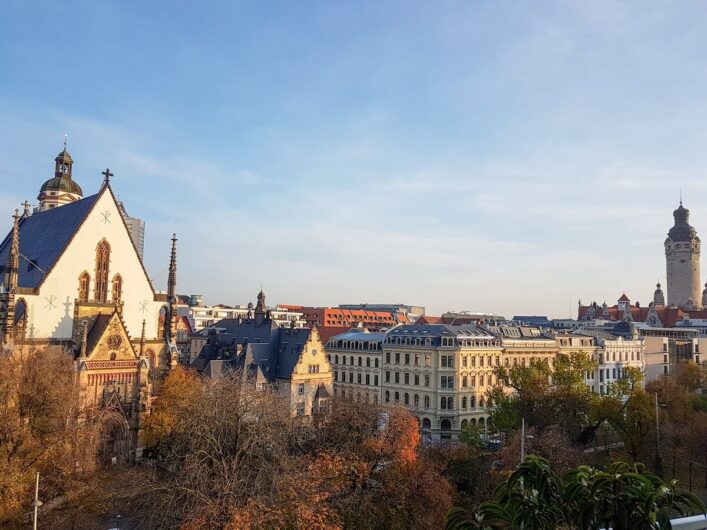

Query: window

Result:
[375,358,379,368]
[462,396,467,409]
[366,374,370,385]
[470,395,476,408]
[394,392,400,403]
[424,354,431,367]
[366,358,371,367]
[463,356,468,368]
[462,375,468,388]
[441,397,447,409]
[385,371,390,383]
[308,365,320,374]
[94,239,111,302]
[405,353,410,365]
[395,352,400,364]
[479,375,484,387]
[356,373,361,384]
[424,374,430,387]
[296,402,305,416]
[471,376,476,387]
[386,352,391,363]
[350,356,354,365]
[414,354,420,366]
[78,272,90,302]
[335,355,339,364]
[414,373,419,386]
[440,375,454,389]
[404,393,409,405]
[374,375,378,386]
[358,356,362,366]
[414,394,419,407]
[395,372,399,384]
[404,372,409,385]
[385,390,390,403]
[441,355,455,368]
[112,274,122,303]
[334,371,338,381]
[471,356,476,367]
[298,383,305,395]
[448,397,454,409]
[342,356,346,365]
[424,395,430,408]
[349,372,353,383]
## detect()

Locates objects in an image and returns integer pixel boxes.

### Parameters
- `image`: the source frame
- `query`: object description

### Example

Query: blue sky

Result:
[2,1,707,317]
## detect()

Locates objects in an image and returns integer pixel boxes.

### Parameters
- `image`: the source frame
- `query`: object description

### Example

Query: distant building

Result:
[180,295,306,331]
[190,291,333,417]
[512,315,552,327]
[416,311,508,326]
[290,306,408,330]
[117,201,145,261]
[326,328,384,404]
[339,303,425,323]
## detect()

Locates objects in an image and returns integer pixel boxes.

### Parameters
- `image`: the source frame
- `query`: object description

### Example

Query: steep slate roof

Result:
[0,193,100,289]
[190,318,315,382]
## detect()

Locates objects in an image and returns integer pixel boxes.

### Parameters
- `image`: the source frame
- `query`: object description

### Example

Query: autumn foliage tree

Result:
[0,346,99,525]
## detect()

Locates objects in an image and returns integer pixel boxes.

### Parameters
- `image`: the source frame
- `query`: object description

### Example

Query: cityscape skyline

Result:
[2,2,707,316]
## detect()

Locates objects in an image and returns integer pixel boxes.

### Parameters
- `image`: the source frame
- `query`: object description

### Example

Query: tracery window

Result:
[78,272,90,302]
[112,274,123,303]
[95,239,111,302]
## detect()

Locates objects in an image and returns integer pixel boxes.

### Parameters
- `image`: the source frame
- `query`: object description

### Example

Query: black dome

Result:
[668,203,697,241]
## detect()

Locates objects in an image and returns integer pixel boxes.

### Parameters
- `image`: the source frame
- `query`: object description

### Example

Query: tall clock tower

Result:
[665,201,702,308]
[36,145,84,212]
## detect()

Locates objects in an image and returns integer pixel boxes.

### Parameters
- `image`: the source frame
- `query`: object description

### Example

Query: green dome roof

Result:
[39,175,83,196]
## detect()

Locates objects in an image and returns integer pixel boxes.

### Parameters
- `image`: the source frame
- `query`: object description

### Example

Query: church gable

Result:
[84,311,138,362]
[14,184,166,341]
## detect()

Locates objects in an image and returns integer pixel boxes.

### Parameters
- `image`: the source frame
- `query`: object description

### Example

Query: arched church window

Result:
[14,299,27,336]
[95,240,111,302]
[112,274,123,303]
[78,272,90,302]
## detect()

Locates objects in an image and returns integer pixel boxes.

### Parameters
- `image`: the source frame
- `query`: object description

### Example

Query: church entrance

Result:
[97,409,131,466]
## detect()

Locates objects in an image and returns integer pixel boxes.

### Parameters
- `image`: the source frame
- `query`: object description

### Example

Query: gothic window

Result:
[14,299,27,335]
[78,272,90,302]
[94,239,111,302]
[112,274,123,303]
[158,306,167,339]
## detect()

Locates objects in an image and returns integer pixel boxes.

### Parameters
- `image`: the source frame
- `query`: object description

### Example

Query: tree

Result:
[446,458,705,530]
[0,346,100,525]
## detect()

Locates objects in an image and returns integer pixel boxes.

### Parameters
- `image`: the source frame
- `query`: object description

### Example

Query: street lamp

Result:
[520,418,535,463]
[32,472,42,530]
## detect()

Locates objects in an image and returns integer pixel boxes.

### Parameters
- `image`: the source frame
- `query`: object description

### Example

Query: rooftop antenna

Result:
[680,188,683,206]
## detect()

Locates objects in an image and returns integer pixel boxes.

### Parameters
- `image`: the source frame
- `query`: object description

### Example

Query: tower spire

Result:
[165,234,178,343]
[2,210,21,343]
[140,319,146,357]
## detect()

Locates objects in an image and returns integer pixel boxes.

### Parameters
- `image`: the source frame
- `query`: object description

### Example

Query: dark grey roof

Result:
[327,329,386,343]
[668,203,698,242]
[387,324,495,338]
[0,193,100,289]
[190,319,314,382]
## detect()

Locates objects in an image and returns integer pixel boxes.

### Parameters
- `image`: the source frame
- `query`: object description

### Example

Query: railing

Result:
[667,515,707,530]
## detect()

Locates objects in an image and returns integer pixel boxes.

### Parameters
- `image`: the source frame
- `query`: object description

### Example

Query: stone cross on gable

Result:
[102,168,114,184]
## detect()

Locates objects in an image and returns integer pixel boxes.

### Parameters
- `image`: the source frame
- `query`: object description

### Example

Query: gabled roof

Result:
[618,293,630,302]
[0,193,100,289]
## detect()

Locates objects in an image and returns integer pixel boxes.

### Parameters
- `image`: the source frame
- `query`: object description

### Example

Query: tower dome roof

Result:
[668,202,697,241]
[39,176,83,195]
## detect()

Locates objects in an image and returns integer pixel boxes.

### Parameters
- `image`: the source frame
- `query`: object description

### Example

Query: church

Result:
[0,145,180,460]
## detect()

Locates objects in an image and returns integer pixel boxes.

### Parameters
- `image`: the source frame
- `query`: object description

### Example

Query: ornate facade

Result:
[0,147,179,462]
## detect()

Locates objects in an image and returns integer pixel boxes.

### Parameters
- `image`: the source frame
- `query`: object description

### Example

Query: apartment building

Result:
[326,329,384,404]
[381,325,503,442]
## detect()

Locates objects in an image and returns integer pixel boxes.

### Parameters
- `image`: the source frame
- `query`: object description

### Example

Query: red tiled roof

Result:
[416,315,442,324]
[317,326,353,344]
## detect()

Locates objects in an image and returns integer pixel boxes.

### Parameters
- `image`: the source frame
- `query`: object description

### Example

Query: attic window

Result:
[27,258,39,272]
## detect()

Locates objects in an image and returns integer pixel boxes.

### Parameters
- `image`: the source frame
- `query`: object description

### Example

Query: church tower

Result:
[37,145,83,212]
[665,201,702,308]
